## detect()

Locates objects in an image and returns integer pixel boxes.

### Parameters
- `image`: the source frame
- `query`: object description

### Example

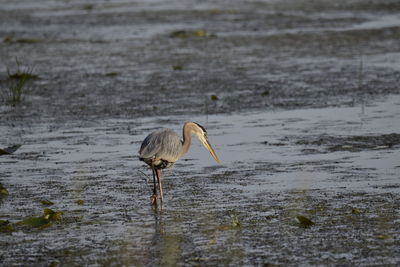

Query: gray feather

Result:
[139,128,183,163]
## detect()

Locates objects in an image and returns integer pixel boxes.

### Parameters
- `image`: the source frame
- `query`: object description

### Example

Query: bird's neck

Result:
[181,123,193,156]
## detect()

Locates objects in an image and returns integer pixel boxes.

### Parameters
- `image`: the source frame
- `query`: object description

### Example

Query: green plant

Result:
[2,58,36,106]
[6,75,28,106]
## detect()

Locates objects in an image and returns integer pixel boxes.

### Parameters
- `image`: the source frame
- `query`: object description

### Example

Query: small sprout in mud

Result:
[351,208,362,215]
[261,90,270,96]
[230,213,241,228]
[0,144,21,155]
[75,199,85,205]
[40,199,54,206]
[211,95,219,101]
[172,65,183,71]
[375,234,389,240]
[296,215,315,228]
[0,220,13,233]
[0,184,9,197]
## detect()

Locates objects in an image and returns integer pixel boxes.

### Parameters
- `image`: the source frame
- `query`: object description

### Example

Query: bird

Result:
[139,122,220,205]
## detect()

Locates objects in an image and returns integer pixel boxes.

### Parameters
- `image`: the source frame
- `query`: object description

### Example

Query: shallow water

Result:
[1,0,400,265]
[1,95,400,266]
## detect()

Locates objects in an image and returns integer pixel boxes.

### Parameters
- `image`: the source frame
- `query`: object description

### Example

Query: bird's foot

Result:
[150,194,157,206]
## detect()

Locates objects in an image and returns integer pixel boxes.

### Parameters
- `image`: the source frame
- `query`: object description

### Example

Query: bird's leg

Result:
[150,161,157,206]
[156,169,163,203]
[152,167,157,195]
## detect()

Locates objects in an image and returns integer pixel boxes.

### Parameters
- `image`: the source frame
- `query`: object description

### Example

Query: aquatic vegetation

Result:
[375,234,389,240]
[7,58,38,80]
[0,220,13,233]
[43,208,63,221]
[2,58,37,106]
[16,208,63,229]
[214,213,242,231]
[104,72,118,77]
[40,199,55,206]
[351,208,362,215]
[5,77,28,106]
[75,200,85,205]
[211,95,219,101]
[296,215,315,228]
[0,184,9,197]
[169,29,208,38]
[18,216,53,228]
[230,213,241,228]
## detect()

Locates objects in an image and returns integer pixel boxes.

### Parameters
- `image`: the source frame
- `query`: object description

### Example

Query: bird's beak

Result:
[201,137,220,163]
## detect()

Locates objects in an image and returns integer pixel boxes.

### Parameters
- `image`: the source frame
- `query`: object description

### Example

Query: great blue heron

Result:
[139,122,220,205]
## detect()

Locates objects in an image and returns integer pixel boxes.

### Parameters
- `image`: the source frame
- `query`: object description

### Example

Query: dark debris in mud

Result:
[0,144,21,155]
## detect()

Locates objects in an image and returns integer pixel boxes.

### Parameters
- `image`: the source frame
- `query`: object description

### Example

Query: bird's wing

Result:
[139,129,182,162]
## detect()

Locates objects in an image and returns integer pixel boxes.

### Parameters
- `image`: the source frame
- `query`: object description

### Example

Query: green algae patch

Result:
[43,208,63,221]
[0,220,13,233]
[17,216,52,228]
[40,199,55,206]
[16,208,63,229]
[0,184,9,197]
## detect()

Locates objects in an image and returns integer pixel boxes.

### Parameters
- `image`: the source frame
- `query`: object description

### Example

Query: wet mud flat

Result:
[1,0,400,266]
[1,0,400,118]
[1,96,400,266]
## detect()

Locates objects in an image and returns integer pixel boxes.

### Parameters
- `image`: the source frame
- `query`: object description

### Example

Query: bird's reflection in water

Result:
[147,208,184,266]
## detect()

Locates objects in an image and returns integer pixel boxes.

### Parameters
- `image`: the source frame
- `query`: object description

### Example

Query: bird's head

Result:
[190,122,220,163]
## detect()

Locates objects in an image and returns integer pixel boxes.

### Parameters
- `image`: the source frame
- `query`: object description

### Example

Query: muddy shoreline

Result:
[1,0,400,266]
